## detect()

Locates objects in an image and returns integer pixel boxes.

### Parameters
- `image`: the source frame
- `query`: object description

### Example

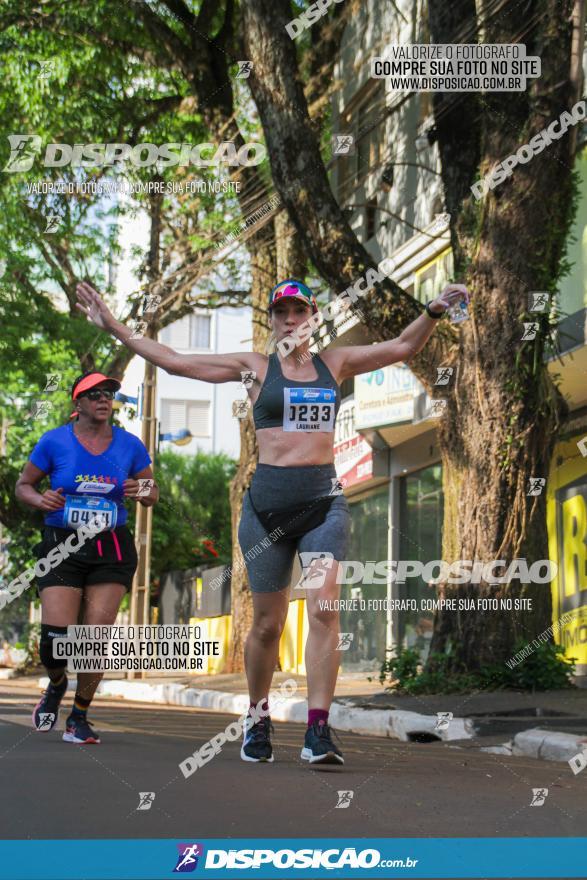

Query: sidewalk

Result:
[8,668,585,761]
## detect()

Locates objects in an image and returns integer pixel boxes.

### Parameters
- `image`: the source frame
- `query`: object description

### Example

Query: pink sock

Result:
[308,708,329,727]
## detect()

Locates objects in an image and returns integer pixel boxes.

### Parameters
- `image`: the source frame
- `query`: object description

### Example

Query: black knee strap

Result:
[39,624,68,670]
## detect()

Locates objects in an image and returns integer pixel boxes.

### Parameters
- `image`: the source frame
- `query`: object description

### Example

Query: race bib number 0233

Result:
[63,495,118,531]
[283,387,336,432]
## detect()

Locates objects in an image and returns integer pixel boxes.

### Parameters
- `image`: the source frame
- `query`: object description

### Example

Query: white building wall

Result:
[331,0,445,269]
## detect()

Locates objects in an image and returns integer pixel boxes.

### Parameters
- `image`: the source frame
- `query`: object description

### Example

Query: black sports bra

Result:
[253,353,342,433]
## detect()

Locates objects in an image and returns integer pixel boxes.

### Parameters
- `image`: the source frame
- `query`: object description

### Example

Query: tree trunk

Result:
[425,0,581,670]
[225,224,275,672]
[430,364,567,669]
[241,0,433,364]
[225,215,307,672]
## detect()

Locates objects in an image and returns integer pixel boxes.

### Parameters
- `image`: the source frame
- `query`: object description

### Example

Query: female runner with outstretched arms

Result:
[76,278,467,765]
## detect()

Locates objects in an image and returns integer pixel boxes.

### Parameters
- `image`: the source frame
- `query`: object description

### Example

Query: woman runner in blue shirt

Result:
[15,371,159,744]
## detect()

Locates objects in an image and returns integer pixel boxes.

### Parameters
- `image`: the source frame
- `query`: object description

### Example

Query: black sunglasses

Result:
[80,389,115,401]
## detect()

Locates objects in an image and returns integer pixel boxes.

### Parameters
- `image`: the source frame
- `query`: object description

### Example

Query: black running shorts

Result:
[33,525,138,592]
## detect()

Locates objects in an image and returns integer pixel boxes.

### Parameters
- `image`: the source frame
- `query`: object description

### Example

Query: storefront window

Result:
[339,486,389,671]
[398,464,443,660]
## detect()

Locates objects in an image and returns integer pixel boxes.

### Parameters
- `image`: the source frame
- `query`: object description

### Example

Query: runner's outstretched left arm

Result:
[331,284,469,381]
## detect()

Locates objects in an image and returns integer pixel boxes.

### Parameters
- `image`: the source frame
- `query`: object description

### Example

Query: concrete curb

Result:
[38,676,474,742]
[480,742,514,756]
[511,727,587,765]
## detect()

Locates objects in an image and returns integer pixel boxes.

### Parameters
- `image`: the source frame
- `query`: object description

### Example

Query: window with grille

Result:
[366,198,378,240]
[190,314,211,349]
[337,82,386,204]
[160,399,210,438]
[160,314,211,350]
[356,87,384,181]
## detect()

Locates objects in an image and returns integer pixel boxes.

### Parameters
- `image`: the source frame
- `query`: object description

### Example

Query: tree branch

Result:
[161,0,200,38]
[132,0,195,70]
[196,0,220,38]
[241,0,443,383]
[215,0,236,50]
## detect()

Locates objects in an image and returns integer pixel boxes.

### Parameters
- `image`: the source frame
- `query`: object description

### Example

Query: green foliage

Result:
[379,641,577,694]
[379,646,420,688]
[0,593,36,644]
[14,621,41,671]
[492,640,577,691]
[135,449,237,583]
[0,1,269,315]
[379,647,479,694]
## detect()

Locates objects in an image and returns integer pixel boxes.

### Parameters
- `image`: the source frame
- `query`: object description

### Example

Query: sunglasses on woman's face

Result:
[81,389,115,401]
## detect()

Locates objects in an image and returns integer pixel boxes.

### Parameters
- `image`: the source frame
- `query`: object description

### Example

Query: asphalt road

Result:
[0,682,585,879]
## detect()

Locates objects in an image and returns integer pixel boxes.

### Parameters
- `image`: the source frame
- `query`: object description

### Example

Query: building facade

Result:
[315,0,587,680]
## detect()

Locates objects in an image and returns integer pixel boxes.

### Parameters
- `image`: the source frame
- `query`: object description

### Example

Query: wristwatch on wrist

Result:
[425,301,444,319]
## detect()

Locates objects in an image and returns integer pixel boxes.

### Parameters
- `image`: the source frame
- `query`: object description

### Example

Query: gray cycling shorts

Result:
[238,463,351,593]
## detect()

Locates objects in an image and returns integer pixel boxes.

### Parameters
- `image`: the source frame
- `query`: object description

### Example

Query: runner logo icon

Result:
[37,712,55,730]
[335,790,354,808]
[173,843,204,872]
[136,792,155,811]
[3,134,43,172]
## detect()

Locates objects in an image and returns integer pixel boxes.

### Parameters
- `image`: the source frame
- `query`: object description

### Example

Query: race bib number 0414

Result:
[63,495,118,531]
[283,387,336,432]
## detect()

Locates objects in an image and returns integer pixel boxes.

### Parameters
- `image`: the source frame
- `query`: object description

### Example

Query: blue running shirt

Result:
[30,423,151,527]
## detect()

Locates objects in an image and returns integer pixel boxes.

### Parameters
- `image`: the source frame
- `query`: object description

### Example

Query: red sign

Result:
[334,400,373,488]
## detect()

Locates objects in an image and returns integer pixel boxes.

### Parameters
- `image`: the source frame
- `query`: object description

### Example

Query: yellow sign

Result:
[414,247,454,304]
[547,436,587,672]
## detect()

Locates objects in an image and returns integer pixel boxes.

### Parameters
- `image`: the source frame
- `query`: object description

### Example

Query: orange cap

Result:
[71,372,121,400]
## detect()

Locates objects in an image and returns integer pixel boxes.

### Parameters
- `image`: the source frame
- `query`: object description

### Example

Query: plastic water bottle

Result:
[447,298,470,324]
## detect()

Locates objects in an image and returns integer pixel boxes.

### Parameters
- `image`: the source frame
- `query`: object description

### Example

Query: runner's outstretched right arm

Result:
[76,282,258,383]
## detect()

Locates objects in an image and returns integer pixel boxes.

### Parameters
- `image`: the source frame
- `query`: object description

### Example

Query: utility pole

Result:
[128,178,162,680]
[128,349,157,657]
[0,417,12,575]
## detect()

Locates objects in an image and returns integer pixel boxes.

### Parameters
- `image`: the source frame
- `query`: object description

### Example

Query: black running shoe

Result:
[241,715,274,762]
[301,720,344,765]
[63,714,101,744]
[32,675,68,732]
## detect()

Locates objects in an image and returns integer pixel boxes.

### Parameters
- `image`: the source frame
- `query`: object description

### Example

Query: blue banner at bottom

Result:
[0,838,585,879]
